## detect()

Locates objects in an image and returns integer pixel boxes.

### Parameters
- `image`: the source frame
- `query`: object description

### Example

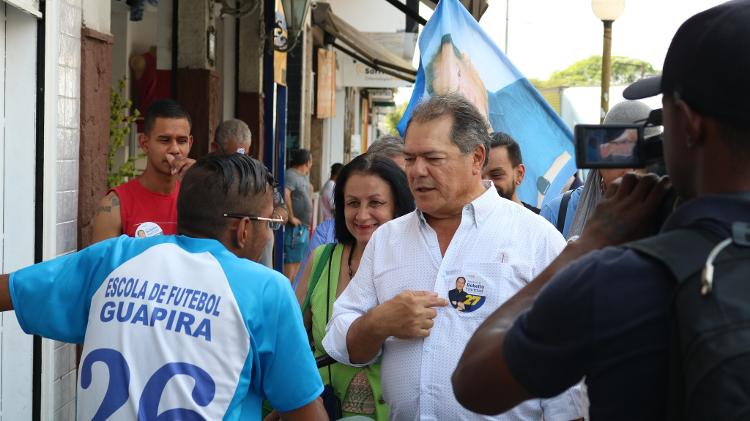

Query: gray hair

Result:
[214,119,252,152]
[367,135,404,159]
[406,94,490,166]
[567,100,661,239]
[603,100,662,138]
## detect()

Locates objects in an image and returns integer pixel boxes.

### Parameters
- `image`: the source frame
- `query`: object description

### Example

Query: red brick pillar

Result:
[175,68,220,160]
[236,91,265,161]
[78,27,113,248]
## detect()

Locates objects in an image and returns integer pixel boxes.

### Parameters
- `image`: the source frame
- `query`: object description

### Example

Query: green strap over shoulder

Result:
[301,243,335,313]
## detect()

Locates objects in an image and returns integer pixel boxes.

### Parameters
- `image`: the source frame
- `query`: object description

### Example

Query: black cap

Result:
[624,0,750,125]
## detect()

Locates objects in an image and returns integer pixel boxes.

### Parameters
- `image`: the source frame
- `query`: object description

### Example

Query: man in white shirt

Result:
[322,94,585,420]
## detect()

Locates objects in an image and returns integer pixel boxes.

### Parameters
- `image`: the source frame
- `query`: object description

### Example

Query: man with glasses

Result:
[0,154,325,420]
[222,212,285,231]
[212,118,288,268]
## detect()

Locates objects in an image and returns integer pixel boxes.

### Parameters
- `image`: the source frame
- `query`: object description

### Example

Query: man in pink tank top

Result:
[92,99,195,242]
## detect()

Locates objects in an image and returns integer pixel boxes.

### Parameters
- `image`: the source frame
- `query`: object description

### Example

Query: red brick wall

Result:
[78,27,113,249]
[236,91,265,161]
[175,68,220,160]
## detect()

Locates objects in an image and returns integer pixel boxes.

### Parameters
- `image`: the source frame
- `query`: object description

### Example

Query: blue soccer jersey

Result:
[9,235,322,420]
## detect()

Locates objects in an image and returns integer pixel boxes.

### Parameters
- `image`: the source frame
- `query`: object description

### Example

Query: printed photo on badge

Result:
[135,221,164,238]
[448,276,486,313]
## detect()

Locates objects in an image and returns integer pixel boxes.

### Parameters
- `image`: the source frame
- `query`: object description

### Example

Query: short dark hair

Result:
[334,155,415,245]
[489,132,523,167]
[289,148,312,167]
[144,99,192,135]
[330,163,343,179]
[177,153,274,239]
[406,94,491,166]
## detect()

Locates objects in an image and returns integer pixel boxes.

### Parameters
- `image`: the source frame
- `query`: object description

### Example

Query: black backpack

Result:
[626,222,750,421]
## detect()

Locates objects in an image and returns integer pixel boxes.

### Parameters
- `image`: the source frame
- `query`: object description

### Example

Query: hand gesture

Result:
[374,291,448,339]
[166,154,196,178]
[580,173,671,248]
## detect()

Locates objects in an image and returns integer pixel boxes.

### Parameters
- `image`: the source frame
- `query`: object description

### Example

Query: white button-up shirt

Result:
[323,183,586,420]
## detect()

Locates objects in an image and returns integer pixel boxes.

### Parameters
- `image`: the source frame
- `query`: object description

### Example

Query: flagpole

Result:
[600,20,613,122]
[505,0,510,54]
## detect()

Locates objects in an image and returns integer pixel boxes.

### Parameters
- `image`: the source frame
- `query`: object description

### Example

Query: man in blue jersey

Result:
[0,154,326,420]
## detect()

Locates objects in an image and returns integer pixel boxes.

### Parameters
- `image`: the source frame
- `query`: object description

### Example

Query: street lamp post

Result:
[592,0,625,122]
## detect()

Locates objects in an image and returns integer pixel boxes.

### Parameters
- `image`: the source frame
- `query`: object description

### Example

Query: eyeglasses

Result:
[223,213,285,231]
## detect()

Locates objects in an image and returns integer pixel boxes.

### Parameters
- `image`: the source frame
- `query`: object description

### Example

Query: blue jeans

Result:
[284,225,309,264]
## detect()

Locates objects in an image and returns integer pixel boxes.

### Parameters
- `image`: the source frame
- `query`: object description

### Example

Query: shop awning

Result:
[313,3,417,84]
[5,0,41,18]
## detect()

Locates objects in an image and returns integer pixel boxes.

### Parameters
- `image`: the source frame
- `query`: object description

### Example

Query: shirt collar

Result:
[415,181,498,228]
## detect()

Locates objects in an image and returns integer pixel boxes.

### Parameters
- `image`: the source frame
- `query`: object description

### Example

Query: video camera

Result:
[574,109,663,169]
[574,108,680,225]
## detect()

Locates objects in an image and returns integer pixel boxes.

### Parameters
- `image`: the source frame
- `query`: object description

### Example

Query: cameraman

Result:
[452,2,750,420]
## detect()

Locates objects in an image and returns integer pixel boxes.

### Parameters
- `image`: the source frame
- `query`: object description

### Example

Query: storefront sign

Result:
[339,57,411,89]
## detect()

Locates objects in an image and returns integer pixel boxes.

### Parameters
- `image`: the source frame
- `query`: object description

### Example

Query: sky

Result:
[478,0,728,80]
[396,0,726,103]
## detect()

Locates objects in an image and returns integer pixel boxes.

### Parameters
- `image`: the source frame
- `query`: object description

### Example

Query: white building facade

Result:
[0,0,111,419]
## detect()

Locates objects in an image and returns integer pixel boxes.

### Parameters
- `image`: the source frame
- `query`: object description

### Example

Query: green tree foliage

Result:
[109,79,142,188]
[384,102,408,136]
[533,55,656,89]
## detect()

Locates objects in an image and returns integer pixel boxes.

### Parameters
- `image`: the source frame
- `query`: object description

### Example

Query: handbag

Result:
[321,383,342,420]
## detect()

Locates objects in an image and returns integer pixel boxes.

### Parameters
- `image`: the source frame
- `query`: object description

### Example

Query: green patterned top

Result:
[309,243,388,421]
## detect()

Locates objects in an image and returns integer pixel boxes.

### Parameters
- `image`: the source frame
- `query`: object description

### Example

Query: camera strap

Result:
[557,189,575,234]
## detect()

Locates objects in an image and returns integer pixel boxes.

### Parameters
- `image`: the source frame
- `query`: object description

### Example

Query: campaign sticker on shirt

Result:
[135,222,163,238]
[447,276,486,313]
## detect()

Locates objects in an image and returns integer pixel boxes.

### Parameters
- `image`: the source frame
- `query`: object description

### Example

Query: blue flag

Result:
[398,0,576,207]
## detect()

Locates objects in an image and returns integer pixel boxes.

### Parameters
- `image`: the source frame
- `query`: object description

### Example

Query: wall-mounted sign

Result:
[339,57,411,89]
[316,49,336,118]
[274,0,288,86]
[368,89,395,104]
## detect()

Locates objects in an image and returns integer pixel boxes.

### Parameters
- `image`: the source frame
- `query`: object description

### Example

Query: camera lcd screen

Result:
[575,124,644,168]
